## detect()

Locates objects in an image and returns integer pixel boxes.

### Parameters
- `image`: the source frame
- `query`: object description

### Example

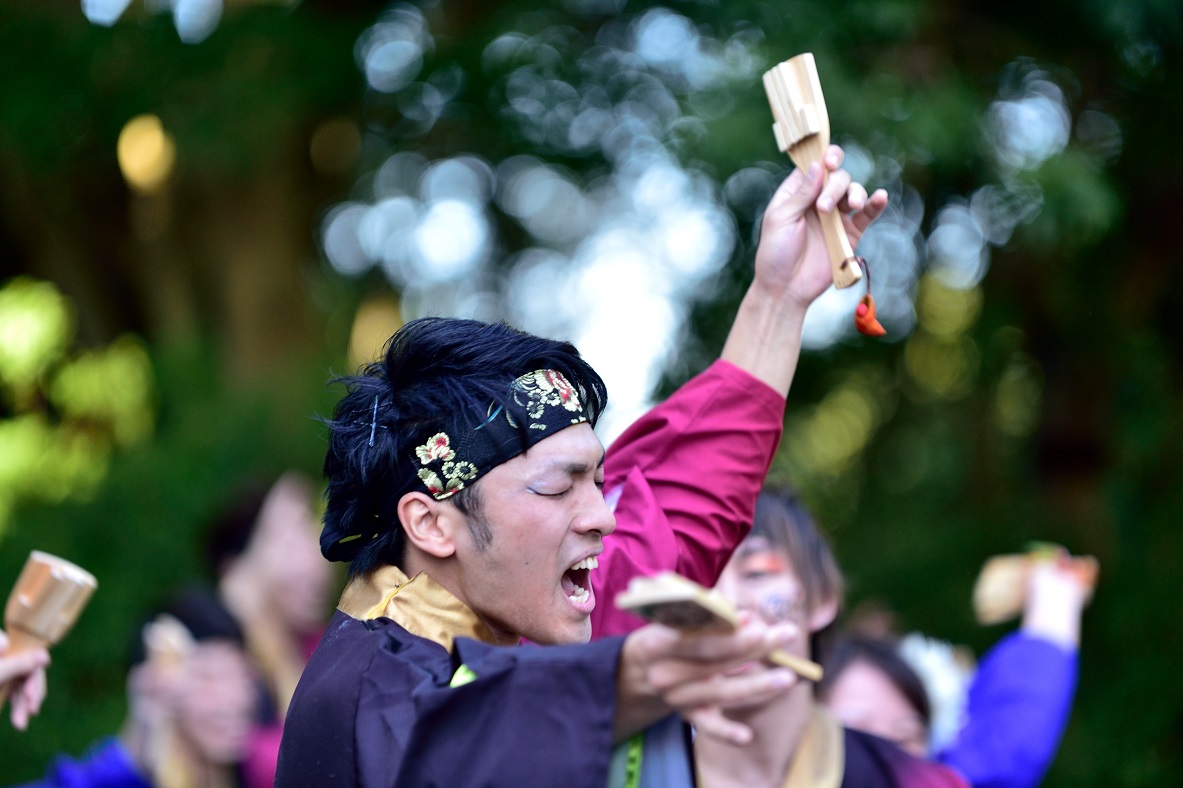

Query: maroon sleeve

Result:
[591,360,785,637]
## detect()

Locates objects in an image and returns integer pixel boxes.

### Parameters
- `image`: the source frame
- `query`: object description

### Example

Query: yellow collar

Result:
[782,705,844,788]
[337,565,515,651]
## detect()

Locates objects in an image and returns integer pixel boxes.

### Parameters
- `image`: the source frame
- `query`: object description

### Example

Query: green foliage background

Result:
[1,0,1181,784]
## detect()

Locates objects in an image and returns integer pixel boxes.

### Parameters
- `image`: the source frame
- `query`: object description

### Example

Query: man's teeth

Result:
[568,586,590,603]
[569,556,599,571]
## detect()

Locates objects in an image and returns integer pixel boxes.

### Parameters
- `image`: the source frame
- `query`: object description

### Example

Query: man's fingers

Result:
[631,621,799,703]
[823,144,845,171]
[836,182,869,214]
[0,650,49,685]
[766,162,825,228]
[766,143,854,226]
[22,667,47,716]
[660,666,796,710]
[632,621,746,663]
[849,188,889,234]
[686,706,755,746]
[645,621,797,665]
[9,682,29,730]
[816,169,852,213]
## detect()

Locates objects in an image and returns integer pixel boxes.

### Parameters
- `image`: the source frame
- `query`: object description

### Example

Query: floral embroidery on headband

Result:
[415,433,479,500]
[411,370,587,500]
[415,433,456,464]
[514,369,586,424]
[442,460,477,488]
[417,468,446,497]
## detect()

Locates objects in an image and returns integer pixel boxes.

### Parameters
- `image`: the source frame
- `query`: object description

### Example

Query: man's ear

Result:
[398,492,457,559]
[808,593,839,634]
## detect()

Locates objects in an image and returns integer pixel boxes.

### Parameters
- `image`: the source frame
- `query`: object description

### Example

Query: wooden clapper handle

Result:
[763,53,862,289]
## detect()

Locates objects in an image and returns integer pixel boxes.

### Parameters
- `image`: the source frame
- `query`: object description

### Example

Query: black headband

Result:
[321,369,591,562]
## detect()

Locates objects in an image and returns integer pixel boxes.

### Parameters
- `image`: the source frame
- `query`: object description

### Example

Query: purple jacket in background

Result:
[11,738,152,788]
[937,632,1079,788]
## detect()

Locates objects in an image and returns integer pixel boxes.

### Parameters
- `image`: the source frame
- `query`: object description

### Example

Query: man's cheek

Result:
[758,592,794,622]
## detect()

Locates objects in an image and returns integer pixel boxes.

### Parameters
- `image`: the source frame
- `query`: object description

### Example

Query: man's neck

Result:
[695,681,813,788]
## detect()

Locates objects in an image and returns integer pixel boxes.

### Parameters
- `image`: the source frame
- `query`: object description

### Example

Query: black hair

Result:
[204,480,272,577]
[745,488,845,657]
[816,633,932,729]
[129,586,246,667]
[322,317,608,578]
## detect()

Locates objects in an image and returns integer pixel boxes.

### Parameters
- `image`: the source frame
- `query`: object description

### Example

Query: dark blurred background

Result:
[0,0,1180,783]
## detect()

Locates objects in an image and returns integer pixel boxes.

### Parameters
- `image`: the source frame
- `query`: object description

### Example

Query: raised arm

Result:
[938,560,1089,788]
[594,148,887,638]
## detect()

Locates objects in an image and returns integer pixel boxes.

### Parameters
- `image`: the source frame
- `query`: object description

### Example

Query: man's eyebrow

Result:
[543,451,606,477]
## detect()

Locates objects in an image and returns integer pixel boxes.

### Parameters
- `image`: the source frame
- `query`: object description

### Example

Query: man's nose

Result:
[575,491,616,537]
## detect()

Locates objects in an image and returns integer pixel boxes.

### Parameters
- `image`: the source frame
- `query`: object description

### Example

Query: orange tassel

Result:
[855,294,886,337]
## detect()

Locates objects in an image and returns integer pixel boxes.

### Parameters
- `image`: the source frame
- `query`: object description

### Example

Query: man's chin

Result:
[523,616,592,646]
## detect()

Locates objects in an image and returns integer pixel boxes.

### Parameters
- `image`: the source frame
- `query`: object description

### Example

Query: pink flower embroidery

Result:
[541,370,582,411]
[518,369,584,419]
[415,433,456,464]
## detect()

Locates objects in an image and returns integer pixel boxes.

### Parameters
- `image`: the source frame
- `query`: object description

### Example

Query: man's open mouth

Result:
[561,555,599,605]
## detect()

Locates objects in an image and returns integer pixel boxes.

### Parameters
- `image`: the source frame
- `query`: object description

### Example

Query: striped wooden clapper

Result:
[762,53,863,289]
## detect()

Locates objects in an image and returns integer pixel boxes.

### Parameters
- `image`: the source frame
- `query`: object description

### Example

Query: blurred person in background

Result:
[204,472,335,788]
[0,630,50,731]
[819,550,1092,788]
[695,489,968,786]
[701,488,1088,787]
[817,633,937,758]
[14,588,259,788]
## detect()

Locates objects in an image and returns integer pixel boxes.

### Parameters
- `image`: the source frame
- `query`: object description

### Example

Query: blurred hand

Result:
[1022,555,1094,649]
[0,629,50,731]
[617,618,799,745]
[121,661,183,775]
[753,144,888,310]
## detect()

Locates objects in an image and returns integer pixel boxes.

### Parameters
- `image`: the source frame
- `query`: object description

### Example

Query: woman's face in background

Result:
[822,658,930,757]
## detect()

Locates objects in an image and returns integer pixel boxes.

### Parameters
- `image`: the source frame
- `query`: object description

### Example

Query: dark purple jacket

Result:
[277,610,623,788]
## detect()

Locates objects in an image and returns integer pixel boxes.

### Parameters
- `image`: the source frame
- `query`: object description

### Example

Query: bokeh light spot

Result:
[904,332,980,401]
[413,200,489,281]
[993,352,1043,437]
[49,336,155,446]
[348,297,403,370]
[916,275,982,338]
[0,278,73,398]
[785,371,892,479]
[82,0,133,26]
[117,114,176,195]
